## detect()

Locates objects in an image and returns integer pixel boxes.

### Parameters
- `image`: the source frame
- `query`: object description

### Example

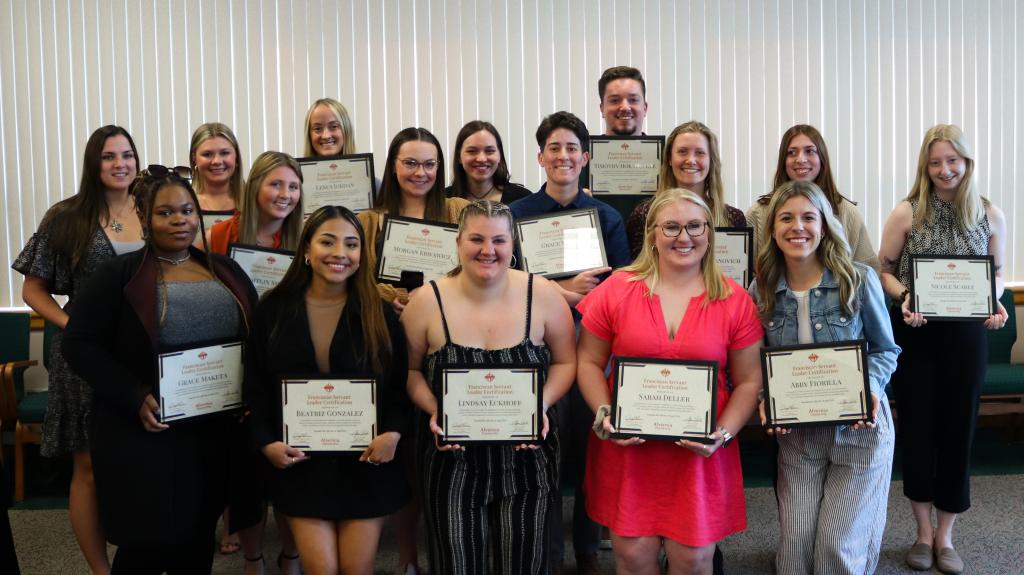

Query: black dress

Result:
[245,294,411,518]
[416,275,558,575]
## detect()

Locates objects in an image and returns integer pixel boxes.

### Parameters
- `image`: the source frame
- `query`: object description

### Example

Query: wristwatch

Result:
[716,425,734,447]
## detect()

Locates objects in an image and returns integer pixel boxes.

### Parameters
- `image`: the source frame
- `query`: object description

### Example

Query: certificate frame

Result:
[610,356,719,443]
[227,243,295,298]
[587,135,665,195]
[908,254,997,321]
[280,374,378,453]
[513,208,609,279]
[436,363,544,446]
[761,340,871,428]
[375,215,460,285]
[297,153,377,215]
[156,338,245,423]
[714,226,754,287]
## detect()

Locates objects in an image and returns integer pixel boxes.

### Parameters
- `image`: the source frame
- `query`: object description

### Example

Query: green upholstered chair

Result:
[980,290,1024,417]
[0,312,43,501]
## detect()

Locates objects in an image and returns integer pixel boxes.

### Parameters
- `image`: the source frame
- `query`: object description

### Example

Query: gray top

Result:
[159,280,241,347]
[110,240,145,255]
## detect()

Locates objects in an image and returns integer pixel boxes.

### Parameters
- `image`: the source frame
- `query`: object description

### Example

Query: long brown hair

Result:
[754,181,862,322]
[762,124,851,211]
[658,121,729,226]
[263,206,391,375]
[44,125,140,270]
[375,127,447,222]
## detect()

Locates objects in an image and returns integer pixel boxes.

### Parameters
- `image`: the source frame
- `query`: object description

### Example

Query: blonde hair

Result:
[303,98,356,156]
[189,122,245,205]
[754,181,862,321]
[448,200,515,277]
[658,121,729,227]
[237,151,305,250]
[907,124,986,231]
[623,188,732,304]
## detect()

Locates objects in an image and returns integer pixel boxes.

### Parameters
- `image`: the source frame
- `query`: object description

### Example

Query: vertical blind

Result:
[1,0,1020,307]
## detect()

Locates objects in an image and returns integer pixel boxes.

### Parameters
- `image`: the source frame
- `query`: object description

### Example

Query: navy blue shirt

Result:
[509,184,631,269]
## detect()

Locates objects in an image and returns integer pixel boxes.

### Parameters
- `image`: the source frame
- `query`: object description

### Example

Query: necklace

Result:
[107,197,135,234]
[468,184,496,201]
[156,253,191,266]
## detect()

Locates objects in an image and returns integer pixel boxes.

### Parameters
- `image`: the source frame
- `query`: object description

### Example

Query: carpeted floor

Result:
[9,475,1024,574]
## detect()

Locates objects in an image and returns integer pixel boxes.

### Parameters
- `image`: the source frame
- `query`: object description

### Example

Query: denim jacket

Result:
[748,264,900,397]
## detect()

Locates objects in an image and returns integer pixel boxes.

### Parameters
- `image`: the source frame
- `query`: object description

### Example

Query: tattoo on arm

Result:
[880,256,898,274]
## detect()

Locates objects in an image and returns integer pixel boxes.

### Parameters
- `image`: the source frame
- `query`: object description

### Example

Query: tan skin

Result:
[255,217,395,575]
[877,139,1008,553]
[402,214,576,451]
[576,199,763,575]
[21,134,141,575]
[192,136,238,212]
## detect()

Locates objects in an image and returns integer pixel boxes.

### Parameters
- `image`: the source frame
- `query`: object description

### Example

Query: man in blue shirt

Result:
[510,110,629,575]
[510,111,630,307]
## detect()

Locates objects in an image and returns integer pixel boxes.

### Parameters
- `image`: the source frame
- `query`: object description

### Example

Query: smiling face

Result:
[395,140,439,199]
[652,199,709,273]
[538,128,588,187]
[927,140,966,197]
[308,104,346,156]
[669,131,711,194]
[784,134,821,182]
[600,78,648,136]
[459,130,501,186]
[772,194,823,263]
[307,216,361,288]
[97,134,138,193]
[149,184,199,257]
[457,214,514,282]
[193,136,237,187]
[256,165,302,222]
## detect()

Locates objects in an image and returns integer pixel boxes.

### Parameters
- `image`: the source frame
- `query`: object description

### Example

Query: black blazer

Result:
[63,246,257,547]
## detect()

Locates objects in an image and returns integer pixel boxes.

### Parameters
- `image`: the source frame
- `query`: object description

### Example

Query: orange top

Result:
[208,213,282,255]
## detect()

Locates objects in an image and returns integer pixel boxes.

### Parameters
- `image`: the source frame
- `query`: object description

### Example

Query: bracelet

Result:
[716,425,734,447]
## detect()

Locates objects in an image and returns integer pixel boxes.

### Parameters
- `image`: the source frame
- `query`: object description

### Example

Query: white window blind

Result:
[1,0,1020,307]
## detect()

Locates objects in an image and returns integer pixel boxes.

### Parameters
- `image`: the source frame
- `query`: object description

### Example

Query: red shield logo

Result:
[485,373,495,382]
[324,383,335,392]
[621,143,630,150]
[947,262,957,270]
[267,256,276,264]
[660,368,671,377]
[808,353,819,362]
[551,220,560,227]
[198,352,208,360]
[421,228,430,236]
[329,163,338,170]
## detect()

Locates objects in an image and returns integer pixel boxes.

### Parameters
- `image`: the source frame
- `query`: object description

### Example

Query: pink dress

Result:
[576,271,764,546]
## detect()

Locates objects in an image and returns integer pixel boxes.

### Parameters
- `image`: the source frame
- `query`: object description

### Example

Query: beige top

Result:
[746,197,879,272]
[358,197,471,304]
[306,298,346,373]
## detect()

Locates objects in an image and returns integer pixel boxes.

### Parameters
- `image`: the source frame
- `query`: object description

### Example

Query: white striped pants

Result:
[775,399,895,575]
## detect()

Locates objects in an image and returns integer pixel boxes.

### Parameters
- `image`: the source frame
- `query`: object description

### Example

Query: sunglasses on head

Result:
[140,164,193,181]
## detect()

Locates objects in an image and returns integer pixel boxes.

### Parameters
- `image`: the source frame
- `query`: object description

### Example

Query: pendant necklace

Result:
[156,253,191,265]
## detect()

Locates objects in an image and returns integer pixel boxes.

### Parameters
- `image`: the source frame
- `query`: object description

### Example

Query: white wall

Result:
[1,0,1021,307]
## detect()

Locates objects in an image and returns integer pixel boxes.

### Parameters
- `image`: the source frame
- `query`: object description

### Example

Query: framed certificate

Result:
[156,340,244,423]
[513,208,608,279]
[715,227,754,287]
[588,136,664,195]
[201,209,235,233]
[375,216,459,285]
[610,357,718,443]
[761,340,871,428]
[437,365,543,445]
[909,255,996,321]
[228,243,295,298]
[280,376,378,453]
[298,153,377,215]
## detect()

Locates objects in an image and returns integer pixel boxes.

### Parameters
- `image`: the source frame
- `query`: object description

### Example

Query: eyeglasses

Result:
[397,158,439,173]
[141,164,193,181]
[655,221,708,238]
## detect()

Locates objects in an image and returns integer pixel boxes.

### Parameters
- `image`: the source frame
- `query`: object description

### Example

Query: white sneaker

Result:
[397,564,420,575]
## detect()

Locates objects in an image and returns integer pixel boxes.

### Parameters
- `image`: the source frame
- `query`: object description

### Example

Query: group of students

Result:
[10,65,1010,575]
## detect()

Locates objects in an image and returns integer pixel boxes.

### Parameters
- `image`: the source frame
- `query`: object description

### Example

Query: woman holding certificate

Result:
[878,125,1008,574]
[61,166,258,573]
[625,121,747,259]
[358,127,470,313]
[446,120,532,204]
[576,189,763,573]
[749,181,899,574]
[190,122,245,229]
[403,200,576,574]
[207,151,304,254]
[746,125,878,270]
[12,125,142,574]
[245,205,411,575]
